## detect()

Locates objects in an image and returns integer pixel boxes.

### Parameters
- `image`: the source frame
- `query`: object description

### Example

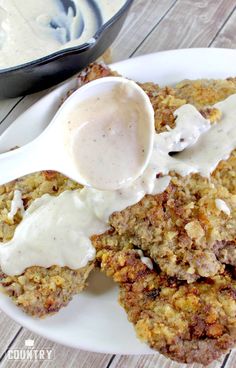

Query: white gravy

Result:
[67,83,153,190]
[177,95,236,176]
[136,250,153,270]
[7,190,24,220]
[2,191,97,275]
[1,93,236,275]
[0,0,126,69]
[215,198,231,216]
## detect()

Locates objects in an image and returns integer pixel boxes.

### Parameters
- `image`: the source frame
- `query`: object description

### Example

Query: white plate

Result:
[1,48,236,354]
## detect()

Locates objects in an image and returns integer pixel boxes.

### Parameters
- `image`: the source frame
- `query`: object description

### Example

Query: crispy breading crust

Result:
[93,173,236,282]
[0,263,93,317]
[213,150,236,194]
[98,249,236,365]
[175,78,236,109]
[0,171,95,317]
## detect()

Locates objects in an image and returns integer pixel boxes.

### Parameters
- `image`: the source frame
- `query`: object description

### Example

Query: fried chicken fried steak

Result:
[0,63,236,364]
[0,171,93,317]
[97,248,236,365]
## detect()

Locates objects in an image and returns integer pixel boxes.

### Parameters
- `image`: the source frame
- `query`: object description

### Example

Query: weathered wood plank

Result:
[0,311,21,359]
[109,353,225,368]
[133,0,236,56]
[0,88,55,135]
[224,349,236,368]
[211,6,236,48]
[110,0,177,61]
[0,329,112,368]
[0,98,22,125]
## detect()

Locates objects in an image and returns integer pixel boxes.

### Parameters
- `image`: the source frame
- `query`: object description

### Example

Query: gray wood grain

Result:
[0,329,112,368]
[211,6,236,48]
[133,0,236,55]
[0,86,59,136]
[0,98,22,125]
[109,354,225,368]
[224,350,236,368]
[111,0,177,61]
[0,311,21,359]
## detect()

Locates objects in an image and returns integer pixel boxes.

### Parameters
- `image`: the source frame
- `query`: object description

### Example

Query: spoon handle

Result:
[0,140,45,186]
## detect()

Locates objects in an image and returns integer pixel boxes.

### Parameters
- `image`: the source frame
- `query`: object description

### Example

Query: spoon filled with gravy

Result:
[0,77,155,191]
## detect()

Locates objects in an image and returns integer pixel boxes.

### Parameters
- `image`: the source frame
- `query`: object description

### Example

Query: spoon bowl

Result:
[0,77,155,190]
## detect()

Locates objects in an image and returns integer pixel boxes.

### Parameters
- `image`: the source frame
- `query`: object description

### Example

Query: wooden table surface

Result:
[1,0,236,367]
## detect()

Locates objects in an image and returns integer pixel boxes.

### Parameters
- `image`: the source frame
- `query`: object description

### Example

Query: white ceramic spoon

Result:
[0,77,154,189]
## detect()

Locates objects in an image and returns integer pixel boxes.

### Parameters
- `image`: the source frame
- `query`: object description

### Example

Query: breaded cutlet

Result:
[0,171,94,317]
[93,172,236,283]
[98,248,236,365]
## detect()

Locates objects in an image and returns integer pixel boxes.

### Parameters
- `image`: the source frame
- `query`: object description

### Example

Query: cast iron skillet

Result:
[0,0,134,98]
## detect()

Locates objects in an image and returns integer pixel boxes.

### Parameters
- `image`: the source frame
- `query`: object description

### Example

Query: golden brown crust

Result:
[98,249,236,365]
[0,171,93,317]
[212,150,236,194]
[175,78,236,108]
[0,263,93,317]
[76,62,118,87]
[93,173,236,282]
